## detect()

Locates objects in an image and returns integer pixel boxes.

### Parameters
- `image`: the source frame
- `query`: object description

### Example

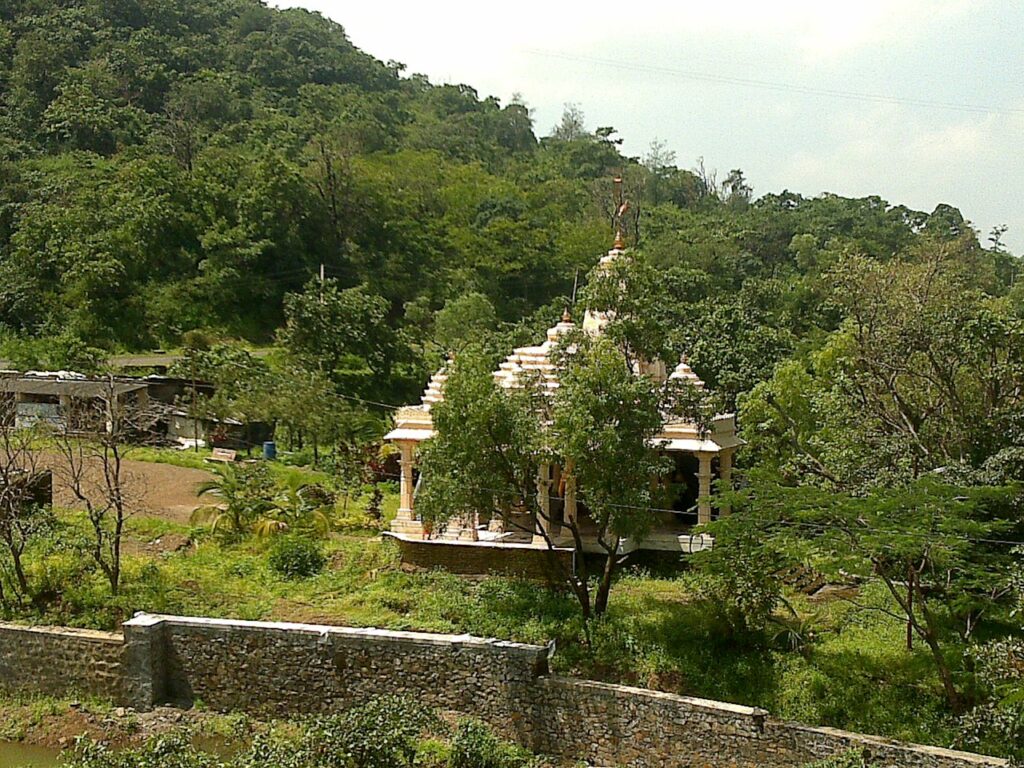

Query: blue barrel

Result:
[262,441,277,460]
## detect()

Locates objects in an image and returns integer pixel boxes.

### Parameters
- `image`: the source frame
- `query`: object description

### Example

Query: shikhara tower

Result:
[385,178,742,551]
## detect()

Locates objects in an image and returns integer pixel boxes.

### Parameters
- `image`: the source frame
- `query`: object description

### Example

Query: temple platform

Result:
[383,520,713,578]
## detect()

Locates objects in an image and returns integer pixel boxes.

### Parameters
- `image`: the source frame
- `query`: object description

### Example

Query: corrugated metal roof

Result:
[1,379,148,398]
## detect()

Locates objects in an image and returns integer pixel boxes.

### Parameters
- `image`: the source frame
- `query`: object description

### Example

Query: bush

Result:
[67,733,221,768]
[304,695,440,768]
[448,719,534,768]
[267,536,325,579]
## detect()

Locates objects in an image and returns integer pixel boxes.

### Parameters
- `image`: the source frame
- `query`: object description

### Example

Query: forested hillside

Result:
[2,0,1017,405]
[2,2,1024,758]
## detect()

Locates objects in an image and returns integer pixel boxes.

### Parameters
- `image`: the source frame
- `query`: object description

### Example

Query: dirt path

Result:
[35,453,214,525]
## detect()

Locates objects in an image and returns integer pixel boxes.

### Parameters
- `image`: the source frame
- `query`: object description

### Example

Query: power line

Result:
[524,49,1024,118]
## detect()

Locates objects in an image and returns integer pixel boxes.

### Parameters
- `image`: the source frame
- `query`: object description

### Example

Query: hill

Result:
[0,0,1017,408]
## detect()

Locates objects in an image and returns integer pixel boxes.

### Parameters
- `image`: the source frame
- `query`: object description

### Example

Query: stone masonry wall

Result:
[0,614,1009,768]
[153,615,550,736]
[0,621,123,701]
[531,676,1006,768]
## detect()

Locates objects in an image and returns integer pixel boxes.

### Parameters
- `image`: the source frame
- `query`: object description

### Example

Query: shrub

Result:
[448,719,534,768]
[268,536,325,579]
[414,738,451,768]
[67,733,221,768]
[304,695,440,768]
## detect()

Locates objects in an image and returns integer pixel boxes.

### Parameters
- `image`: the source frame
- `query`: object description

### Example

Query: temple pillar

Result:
[564,474,577,528]
[558,459,578,546]
[487,498,506,533]
[487,497,506,533]
[719,449,734,516]
[696,451,714,525]
[532,462,557,546]
[458,511,479,541]
[391,441,424,535]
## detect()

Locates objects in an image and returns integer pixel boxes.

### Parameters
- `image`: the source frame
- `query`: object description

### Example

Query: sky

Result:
[280,0,1024,255]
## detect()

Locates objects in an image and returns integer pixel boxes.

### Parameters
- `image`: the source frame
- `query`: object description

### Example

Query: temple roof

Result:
[386,246,738,453]
[492,312,574,393]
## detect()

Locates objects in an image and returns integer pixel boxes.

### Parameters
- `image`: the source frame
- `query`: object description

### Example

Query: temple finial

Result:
[612,174,628,250]
[562,307,572,323]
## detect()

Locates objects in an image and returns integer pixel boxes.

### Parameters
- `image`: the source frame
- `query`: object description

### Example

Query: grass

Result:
[127,446,334,487]
[6,508,967,751]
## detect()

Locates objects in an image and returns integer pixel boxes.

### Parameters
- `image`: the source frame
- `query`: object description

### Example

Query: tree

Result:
[417,319,689,620]
[742,246,1024,489]
[432,292,497,354]
[0,389,52,609]
[711,475,1021,714]
[721,168,752,209]
[957,546,1024,760]
[643,138,676,206]
[549,103,587,142]
[49,379,159,596]
[280,279,397,393]
[550,334,670,616]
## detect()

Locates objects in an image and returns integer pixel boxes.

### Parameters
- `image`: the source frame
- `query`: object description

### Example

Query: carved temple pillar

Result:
[564,475,577,528]
[391,441,424,535]
[488,496,506,533]
[532,462,557,546]
[719,449,734,516]
[458,510,479,541]
[696,451,714,526]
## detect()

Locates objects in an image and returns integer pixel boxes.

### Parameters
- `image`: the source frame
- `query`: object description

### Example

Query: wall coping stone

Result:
[546,676,767,717]
[0,620,122,644]
[124,613,552,656]
[779,723,1009,766]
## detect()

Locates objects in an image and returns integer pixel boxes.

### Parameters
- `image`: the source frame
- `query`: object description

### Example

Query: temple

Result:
[384,230,743,557]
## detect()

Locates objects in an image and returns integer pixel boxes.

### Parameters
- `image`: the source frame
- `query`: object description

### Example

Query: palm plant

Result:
[191,463,277,539]
[269,478,335,538]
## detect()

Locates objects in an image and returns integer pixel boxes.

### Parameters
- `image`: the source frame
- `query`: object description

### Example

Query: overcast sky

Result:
[280,0,1024,255]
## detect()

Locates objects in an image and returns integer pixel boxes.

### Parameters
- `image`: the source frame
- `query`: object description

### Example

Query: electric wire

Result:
[524,49,1024,117]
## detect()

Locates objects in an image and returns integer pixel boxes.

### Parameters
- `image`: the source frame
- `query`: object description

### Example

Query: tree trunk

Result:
[594,542,620,616]
[906,567,914,651]
[915,586,964,714]
[11,546,29,597]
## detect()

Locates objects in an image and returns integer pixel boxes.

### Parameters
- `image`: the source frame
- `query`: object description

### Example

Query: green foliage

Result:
[957,547,1024,760]
[448,719,535,768]
[191,463,277,539]
[741,246,1024,488]
[555,337,667,512]
[267,536,325,579]
[61,699,532,768]
[691,523,784,637]
[417,348,543,536]
[302,696,440,768]
[714,475,1023,715]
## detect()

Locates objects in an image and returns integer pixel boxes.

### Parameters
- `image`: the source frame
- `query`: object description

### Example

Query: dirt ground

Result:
[34,453,214,525]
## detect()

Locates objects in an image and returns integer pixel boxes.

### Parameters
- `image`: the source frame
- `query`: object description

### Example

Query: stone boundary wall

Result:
[145,614,549,731]
[0,621,123,701]
[0,614,1009,768]
[532,676,1006,768]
